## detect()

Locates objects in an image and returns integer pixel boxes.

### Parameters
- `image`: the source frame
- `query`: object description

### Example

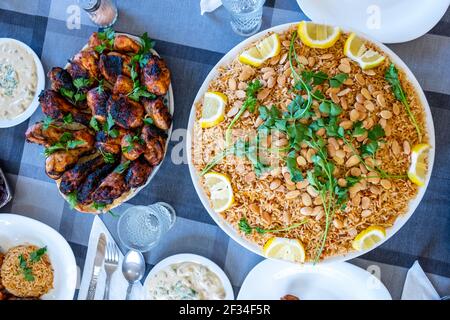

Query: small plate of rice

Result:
[0,214,77,300]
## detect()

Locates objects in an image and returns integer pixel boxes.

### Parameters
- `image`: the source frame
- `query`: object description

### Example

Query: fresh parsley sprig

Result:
[44,132,84,157]
[238,217,307,235]
[95,27,115,54]
[18,247,48,282]
[385,64,422,142]
[225,80,262,146]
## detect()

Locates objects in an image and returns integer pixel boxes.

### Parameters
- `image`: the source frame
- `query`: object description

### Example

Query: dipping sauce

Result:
[0,40,37,120]
[147,262,226,300]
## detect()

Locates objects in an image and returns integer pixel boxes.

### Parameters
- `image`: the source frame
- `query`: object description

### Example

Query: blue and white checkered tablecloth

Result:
[0,0,449,299]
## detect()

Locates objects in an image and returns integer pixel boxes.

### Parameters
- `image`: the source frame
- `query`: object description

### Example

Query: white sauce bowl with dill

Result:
[143,254,234,300]
[0,38,45,128]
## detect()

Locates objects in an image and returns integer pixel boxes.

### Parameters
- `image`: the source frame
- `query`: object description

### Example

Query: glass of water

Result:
[222,0,265,37]
[117,202,176,252]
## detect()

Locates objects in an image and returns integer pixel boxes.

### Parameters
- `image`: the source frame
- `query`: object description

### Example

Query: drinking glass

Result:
[117,203,176,252]
[222,0,265,36]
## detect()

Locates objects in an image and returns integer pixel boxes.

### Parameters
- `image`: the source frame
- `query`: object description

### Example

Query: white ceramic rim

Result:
[0,213,77,300]
[237,259,392,300]
[143,253,234,300]
[0,38,45,128]
[186,22,436,265]
[60,32,174,212]
[296,0,450,44]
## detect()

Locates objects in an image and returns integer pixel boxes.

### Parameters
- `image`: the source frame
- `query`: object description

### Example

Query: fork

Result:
[103,241,120,300]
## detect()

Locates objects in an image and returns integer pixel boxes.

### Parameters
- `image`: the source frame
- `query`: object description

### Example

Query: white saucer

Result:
[297,0,450,43]
[238,259,392,300]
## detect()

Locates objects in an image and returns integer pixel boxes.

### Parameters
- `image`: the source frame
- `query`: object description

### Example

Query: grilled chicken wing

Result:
[72,49,99,79]
[45,149,86,180]
[114,35,140,54]
[67,61,90,80]
[141,125,167,166]
[121,134,145,161]
[108,96,144,129]
[142,97,172,130]
[113,75,134,96]
[99,52,132,84]
[25,122,95,149]
[95,128,128,154]
[48,67,75,92]
[39,90,91,125]
[87,87,110,123]
[124,157,153,188]
[77,162,117,205]
[91,171,129,204]
[140,54,171,96]
[59,156,105,195]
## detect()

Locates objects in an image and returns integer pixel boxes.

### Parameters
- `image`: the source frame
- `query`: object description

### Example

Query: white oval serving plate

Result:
[186,22,435,265]
[238,259,391,300]
[0,38,45,128]
[0,213,77,300]
[143,253,234,300]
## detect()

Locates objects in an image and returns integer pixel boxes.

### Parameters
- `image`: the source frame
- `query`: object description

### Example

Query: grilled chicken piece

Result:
[87,32,103,49]
[48,67,75,92]
[114,34,140,54]
[45,149,86,180]
[99,52,132,84]
[113,75,134,96]
[125,157,153,188]
[95,128,128,154]
[39,90,91,126]
[108,96,144,129]
[25,122,95,149]
[141,125,167,166]
[140,54,171,96]
[87,87,110,123]
[72,49,99,79]
[91,171,130,204]
[77,162,117,205]
[59,156,105,195]
[121,134,145,161]
[142,97,172,130]
[67,61,90,80]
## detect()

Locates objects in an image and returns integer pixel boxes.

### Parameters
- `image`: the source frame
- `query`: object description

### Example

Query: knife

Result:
[86,233,106,300]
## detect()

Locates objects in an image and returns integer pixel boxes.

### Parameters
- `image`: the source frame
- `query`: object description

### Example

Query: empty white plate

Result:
[238,259,391,300]
[296,0,450,43]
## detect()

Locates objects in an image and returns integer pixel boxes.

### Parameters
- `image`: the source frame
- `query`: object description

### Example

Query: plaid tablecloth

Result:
[0,0,449,300]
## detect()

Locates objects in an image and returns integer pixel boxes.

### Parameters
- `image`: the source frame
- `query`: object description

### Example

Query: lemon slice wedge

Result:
[344,33,385,70]
[297,21,341,49]
[199,92,227,128]
[239,33,281,67]
[203,172,234,212]
[263,237,306,263]
[352,226,386,251]
[408,143,430,187]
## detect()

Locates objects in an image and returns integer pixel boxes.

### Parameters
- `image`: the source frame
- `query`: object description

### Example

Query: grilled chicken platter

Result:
[25,29,173,213]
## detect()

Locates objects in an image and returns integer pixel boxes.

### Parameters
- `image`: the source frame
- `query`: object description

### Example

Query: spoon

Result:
[122,250,145,300]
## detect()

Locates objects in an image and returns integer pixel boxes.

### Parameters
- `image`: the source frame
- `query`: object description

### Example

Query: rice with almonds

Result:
[192,25,428,261]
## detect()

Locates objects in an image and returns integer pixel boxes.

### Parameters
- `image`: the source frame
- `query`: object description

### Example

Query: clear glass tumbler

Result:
[117,203,176,252]
[222,0,265,37]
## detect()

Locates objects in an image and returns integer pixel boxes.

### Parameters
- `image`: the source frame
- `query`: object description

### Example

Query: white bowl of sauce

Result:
[0,38,45,128]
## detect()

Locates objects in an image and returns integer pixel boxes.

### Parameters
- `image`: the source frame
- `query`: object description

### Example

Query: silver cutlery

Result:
[122,250,145,300]
[103,241,119,300]
[86,233,106,300]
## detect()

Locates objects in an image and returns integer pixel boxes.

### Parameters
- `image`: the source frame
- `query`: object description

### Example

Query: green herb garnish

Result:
[329,73,348,88]
[385,63,422,142]
[239,217,307,235]
[67,191,78,209]
[90,117,100,132]
[18,254,34,282]
[143,117,154,126]
[114,161,131,174]
[95,27,115,54]
[29,247,47,263]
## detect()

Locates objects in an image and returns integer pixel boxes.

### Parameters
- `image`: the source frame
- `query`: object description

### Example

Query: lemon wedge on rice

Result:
[239,33,281,67]
[263,237,306,263]
[297,21,341,49]
[408,143,431,187]
[199,92,227,128]
[352,226,386,251]
[203,172,234,212]
[344,33,385,70]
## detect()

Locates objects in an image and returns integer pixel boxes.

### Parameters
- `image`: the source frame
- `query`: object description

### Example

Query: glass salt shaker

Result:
[80,0,118,28]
